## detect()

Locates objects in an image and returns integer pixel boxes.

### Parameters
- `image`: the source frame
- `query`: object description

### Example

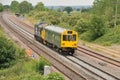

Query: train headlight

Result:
[73,43,76,46]
[62,43,65,45]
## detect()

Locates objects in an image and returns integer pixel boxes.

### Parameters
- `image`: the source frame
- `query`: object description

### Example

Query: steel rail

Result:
[1,14,87,80]
[77,46,120,67]
[4,14,120,80]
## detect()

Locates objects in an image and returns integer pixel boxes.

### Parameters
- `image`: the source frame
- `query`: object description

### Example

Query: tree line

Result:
[1,0,120,43]
[17,0,120,42]
[1,1,74,14]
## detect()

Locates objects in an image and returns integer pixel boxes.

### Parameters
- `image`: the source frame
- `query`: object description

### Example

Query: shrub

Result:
[0,3,4,12]
[95,26,120,45]
[0,28,25,69]
[88,15,106,40]
[46,73,64,80]
[80,31,94,42]
[36,56,51,74]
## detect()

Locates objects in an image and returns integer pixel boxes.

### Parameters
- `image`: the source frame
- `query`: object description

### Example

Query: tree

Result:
[0,29,25,69]
[4,5,10,10]
[19,1,33,14]
[10,1,19,13]
[89,15,106,40]
[35,2,46,11]
[63,7,73,14]
[0,3,4,12]
[92,0,120,27]
[75,19,89,34]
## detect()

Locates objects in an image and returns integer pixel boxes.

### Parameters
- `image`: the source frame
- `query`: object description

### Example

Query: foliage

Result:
[0,28,25,69]
[10,1,19,13]
[74,18,90,34]
[26,0,120,44]
[0,59,40,80]
[92,0,120,27]
[89,15,106,40]
[0,3,4,12]
[80,15,107,41]
[80,31,92,42]
[19,1,33,14]
[0,28,63,79]
[10,1,33,14]
[35,2,48,11]
[93,0,113,15]
[95,26,120,45]
[0,58,64,80]
[81,8,92,12]
[3,5,10,10]
[46,73,64,80]
[36,56,51,74]
[63,7,73,14]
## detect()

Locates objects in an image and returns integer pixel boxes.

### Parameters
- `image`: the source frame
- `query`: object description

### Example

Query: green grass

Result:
[0,59,39,80]
[0,27,64,80]
[0,58,64,80]
[79,25,120,46]
[94,26,120,46]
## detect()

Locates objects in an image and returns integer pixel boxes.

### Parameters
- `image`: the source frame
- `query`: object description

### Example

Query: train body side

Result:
[34,23,78,55]
[45,27,61,48]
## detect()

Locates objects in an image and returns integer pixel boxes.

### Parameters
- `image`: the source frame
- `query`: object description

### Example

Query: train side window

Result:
[73,35,76,41]
[63,35,67,41]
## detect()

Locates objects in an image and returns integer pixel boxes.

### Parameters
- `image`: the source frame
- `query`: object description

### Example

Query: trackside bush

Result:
[95,26,120,45]
[36,56,51,74]
[0,3,4,12]
[0,59,65,80]
[0,28,25,69]
[80,15,107,41]
[46,73,64,80]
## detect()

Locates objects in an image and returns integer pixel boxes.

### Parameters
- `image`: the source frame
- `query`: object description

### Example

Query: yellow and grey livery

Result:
[34,22,78,55]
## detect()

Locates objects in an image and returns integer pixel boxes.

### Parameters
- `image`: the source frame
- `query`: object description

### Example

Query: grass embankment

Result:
[94,26,120,46]
[0,27,64,80]
[0,59,40,80]
[0,57,64,80]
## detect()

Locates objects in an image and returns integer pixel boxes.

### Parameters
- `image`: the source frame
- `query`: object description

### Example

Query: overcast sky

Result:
[0,0,94,6]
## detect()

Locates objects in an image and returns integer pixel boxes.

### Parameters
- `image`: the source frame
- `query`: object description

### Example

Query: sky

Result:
[0,0,94,6]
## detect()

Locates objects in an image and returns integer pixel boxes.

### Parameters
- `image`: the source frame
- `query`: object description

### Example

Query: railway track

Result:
[66,56,119,80]
[1,13,87,80]
[77,46,120,67]
[10,14,120,66]
[82,43,120,57]
[9,14,120,65]
[2,13,120,80]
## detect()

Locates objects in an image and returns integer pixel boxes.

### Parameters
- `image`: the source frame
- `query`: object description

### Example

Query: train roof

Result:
[45,25,66,34]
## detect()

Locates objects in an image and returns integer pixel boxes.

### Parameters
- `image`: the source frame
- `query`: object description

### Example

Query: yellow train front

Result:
[34,22,78,55]
[60,30,78,55]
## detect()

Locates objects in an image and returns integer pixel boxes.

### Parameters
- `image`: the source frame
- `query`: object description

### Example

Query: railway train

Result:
[34,22,78,55]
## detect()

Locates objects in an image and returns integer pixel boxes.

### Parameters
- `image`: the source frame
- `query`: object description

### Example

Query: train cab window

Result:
[72,35,76,41]
[68,35,72,41]
[63,34,76,41]
[63,35,67,41]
